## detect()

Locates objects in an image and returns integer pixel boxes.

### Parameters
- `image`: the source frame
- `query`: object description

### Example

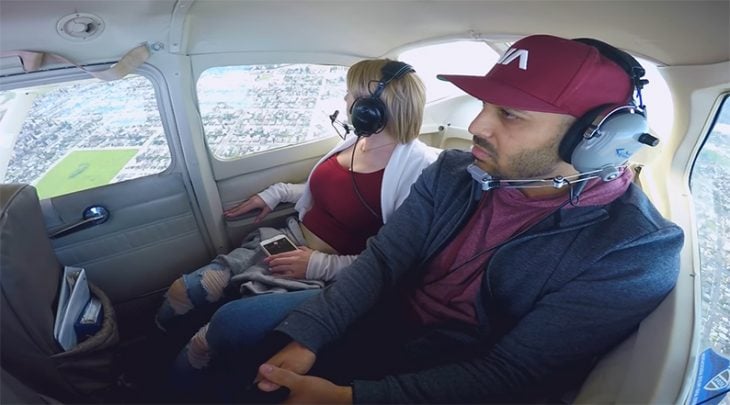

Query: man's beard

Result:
[472,135,562,179]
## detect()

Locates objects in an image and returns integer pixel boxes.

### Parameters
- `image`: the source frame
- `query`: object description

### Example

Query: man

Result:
[251,34,684,403]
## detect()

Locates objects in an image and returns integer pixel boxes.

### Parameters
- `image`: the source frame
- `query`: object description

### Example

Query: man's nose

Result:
[468,107,497,139]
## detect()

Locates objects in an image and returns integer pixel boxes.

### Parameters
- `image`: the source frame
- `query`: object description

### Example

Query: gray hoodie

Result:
[275,149,684,403]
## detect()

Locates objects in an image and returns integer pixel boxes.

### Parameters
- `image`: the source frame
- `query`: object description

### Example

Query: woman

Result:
[161,59,439,397]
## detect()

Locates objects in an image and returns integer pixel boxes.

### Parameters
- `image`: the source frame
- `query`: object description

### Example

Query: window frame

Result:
[0,63,181,197]
[688,92,730,346]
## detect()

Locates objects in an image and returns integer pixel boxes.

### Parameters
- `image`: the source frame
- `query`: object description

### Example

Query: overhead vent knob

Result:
[57,13,105,41]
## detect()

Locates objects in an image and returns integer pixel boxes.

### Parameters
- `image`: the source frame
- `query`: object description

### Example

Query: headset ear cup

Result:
[350,97,386,137]
[559,105,607,164]
[571,107,650,172]
[349,61,414,137]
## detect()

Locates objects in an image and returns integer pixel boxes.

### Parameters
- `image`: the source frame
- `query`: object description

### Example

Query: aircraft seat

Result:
[0,183,119,402]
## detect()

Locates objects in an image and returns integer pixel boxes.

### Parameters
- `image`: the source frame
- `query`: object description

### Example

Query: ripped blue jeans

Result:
[168,289,320,400]
[155,217,314,332]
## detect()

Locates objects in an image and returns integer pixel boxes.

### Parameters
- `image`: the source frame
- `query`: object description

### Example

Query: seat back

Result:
[574,170,692,403]
[0,184,77,400]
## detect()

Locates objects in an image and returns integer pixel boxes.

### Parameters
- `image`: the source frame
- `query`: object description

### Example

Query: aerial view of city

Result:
[691,103,730,358]
[1,76,171,197]
[197,64,347,160]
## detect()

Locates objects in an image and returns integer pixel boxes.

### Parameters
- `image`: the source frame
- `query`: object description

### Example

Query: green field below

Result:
[36,149,138,199]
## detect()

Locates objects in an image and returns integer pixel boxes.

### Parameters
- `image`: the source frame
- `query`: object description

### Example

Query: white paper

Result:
[54,266,90,351]
[53,267,73,338]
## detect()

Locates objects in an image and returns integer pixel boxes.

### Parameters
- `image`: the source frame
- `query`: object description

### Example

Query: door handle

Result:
[49,205,110,239]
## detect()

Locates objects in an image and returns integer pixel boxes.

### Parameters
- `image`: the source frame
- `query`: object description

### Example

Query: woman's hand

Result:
[265,246,313,279]
[224,195,272,223]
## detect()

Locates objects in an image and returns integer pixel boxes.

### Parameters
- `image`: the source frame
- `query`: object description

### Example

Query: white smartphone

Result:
[259,234,299,256]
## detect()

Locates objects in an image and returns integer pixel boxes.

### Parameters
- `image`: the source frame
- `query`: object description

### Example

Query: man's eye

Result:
[500,108,518,120]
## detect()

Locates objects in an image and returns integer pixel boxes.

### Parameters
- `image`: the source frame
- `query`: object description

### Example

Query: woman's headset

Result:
[349,61,415,137]
[558,38,659,175]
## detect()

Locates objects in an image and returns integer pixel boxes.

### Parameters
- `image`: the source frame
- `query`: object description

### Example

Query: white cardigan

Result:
[257,136,440,281]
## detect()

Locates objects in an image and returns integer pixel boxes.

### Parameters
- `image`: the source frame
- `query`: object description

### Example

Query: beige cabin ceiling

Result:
[1,0,728,67]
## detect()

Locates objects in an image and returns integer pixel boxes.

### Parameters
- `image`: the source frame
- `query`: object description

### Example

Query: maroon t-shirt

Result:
[302,154,384,255]
[404,169,634,327]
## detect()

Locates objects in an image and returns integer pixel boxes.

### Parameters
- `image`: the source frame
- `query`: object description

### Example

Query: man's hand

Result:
[257,364,353,404]
[265,246,313,279]
[256,341,316,391]
[224,195,272,223]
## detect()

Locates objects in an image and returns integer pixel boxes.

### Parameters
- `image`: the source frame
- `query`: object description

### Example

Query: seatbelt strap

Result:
[0,43,150,81]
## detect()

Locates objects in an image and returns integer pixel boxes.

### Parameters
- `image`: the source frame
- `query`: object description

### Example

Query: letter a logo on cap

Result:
[497,48,529,70]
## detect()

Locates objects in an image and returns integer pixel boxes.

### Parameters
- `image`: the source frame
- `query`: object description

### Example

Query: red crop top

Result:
[302,154,384,255]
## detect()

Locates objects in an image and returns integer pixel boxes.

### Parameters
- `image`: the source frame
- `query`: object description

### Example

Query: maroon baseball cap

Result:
[437,34,632,117]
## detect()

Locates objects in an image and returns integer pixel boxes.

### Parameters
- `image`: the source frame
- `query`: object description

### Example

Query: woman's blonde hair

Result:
[347,59,426,143]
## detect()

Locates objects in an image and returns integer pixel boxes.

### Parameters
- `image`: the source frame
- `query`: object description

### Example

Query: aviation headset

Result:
[558,38,659,176]
[349,61,415,136]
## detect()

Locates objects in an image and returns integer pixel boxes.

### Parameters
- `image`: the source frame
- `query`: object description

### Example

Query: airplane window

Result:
[398,40,500,103]
[689,95,730,362]
[197,64,348,160]
[0,75,171,199]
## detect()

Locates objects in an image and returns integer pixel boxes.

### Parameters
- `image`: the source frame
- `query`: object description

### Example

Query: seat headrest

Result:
[0,184,63,358]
